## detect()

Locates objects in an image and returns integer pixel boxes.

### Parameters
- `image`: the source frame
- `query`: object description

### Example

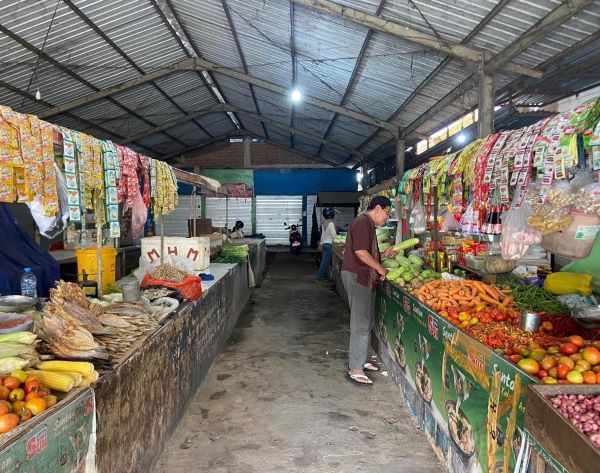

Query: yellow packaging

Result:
[543,272,592,296]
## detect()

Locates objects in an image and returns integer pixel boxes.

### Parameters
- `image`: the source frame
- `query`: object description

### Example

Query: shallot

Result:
[550,394,600,448]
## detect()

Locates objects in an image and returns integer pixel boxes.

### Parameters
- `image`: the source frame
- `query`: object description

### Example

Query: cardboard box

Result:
[141,236,210,271]
[525,384,600,473]
[188,219,213,237]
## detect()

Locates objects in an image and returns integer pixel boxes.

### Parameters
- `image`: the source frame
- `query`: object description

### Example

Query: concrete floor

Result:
[154,253,442,473]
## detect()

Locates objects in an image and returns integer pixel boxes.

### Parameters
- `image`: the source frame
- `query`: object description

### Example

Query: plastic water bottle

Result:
[20,268,37,298]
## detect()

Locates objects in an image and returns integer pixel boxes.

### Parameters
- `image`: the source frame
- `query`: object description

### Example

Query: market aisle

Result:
[154,253,442,473]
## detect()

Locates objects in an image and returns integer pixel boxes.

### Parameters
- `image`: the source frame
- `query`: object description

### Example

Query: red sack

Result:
[141,274,202,301]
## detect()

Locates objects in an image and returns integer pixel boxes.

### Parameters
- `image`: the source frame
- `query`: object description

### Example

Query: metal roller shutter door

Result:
[256,196,303,245]
[162,196,199,237]
[205,197,252,229]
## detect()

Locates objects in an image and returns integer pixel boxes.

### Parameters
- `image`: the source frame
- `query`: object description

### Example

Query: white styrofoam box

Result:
[141,236,210,271]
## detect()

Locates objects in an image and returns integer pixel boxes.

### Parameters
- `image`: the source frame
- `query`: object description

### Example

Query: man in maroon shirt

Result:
[341,196,391,386]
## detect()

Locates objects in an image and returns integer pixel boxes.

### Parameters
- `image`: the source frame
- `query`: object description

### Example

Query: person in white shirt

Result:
[316,207,337,281]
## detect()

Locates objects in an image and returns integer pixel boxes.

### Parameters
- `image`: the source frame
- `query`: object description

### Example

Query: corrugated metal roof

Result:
[0,0,597,167]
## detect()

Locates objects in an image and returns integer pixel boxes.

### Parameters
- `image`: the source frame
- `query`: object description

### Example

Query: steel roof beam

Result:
[290,2,297,150]
[37,57,400,136]
[316,0,386,159]
[151,0,240,131]
[345,0,513,163]
[61,0,213,140]
[165,135,340,167]
[360,0,593,166]
[221,106,364,159]
[221,0,269,140]
[484,0,593,75]
[291,0,542,78]
[0,79,159,155]
[121,105,228,144]
[0,24,190,148]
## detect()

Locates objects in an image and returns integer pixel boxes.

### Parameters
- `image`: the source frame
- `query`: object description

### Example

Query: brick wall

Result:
[180,139,327,168]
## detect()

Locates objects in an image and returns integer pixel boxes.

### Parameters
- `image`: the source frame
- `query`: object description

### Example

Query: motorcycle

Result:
[284,223,303,255]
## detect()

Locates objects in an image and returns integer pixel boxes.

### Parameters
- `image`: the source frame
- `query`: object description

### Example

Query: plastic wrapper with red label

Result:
[500,201,541,260]
[141,274,202,301]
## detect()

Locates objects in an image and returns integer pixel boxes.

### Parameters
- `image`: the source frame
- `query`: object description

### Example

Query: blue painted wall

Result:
[254,168,358,195]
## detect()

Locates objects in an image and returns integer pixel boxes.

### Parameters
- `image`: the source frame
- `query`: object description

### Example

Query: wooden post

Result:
[95,191,104,298]
[160,213,165,264]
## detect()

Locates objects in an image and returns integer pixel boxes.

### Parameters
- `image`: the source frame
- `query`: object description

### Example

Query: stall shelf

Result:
[92,261,252,473]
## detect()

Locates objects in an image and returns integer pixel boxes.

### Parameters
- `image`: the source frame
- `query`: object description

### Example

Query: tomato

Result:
[583,371,597,384]
[541,376,558,384]
[0,401,11,415]
[559,343,579,355]
[11,401,25,413]
[537,369,548,379]
[518,358,540,375]
[0,413,19,433]
[2,377,20,390]
[9,389,24,402]
[597,373,600,384]
[25,398,47,416]
[16,407,31,422]
[582,347,600,366]
[44,395,57,408]
[557,364,570,379]
[567,335,585,348]
[25,392,39,402]
[541,356,557,371]
[0,386,10,401]
[24,379,40,394]
[509,354,522,363]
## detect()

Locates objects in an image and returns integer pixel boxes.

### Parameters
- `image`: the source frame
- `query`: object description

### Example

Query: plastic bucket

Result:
[76,248,117,292]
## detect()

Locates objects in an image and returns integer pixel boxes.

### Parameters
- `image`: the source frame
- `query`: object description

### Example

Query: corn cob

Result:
[36,361,94,377]
[79,378,91,388]
[84,370,99,383]
[25,370,74,392]
[60,371,83,387]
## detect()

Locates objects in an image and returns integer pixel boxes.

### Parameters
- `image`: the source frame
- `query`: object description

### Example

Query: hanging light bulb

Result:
[290,88,302,103]
[35,88,41,100]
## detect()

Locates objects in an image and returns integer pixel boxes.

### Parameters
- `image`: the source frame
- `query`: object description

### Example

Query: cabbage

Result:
[401,271,415,282]
[408,254,423,266]
[382,259,399,269]
[378,242,391,252]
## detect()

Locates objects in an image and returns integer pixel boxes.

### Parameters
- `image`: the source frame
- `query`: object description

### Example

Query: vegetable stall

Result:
[0,103,264,472]
[332,97,600,472]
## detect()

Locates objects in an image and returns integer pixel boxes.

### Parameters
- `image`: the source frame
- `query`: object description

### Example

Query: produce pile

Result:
[410,279,518,329]
[501,280,570,315]
[380,238,437,289]
[0,361,100,435]
[215,245,249,264]
[38,282,158,361]
[550,394,600,448]
[495,336,600,385]
[0,332,39,374]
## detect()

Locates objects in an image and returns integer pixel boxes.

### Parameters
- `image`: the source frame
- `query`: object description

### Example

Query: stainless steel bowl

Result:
[0,295,37,313]
[571,305,600,330]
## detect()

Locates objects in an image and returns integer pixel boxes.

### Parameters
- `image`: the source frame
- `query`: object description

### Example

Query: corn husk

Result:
[0,342,37,358]
[0,331,37,344]
[0,356,33,375]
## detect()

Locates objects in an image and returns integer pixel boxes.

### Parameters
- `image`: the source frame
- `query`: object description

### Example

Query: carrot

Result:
[471,281,487,294]
[502,295,514,307]
[478,292,501,305]
[485,284,503,300]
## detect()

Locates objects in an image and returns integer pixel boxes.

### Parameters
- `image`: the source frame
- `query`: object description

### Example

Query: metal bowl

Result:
[0,295,37,313]
[571,305,600,330]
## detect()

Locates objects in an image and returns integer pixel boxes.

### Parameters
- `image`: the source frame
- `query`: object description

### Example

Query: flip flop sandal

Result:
[346,372,373,387]
[363,363,380,372]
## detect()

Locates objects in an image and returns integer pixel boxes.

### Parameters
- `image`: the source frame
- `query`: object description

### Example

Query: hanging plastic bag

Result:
[27,165,69,238]
[126,186,148,239]
[500,200,541,260]
[441,212,459,232]
[460,202,480,235]
[409,201,426,234]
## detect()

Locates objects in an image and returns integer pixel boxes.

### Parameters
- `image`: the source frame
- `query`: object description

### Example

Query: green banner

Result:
[375,283,539,473]
[199,169,254,189]
[0,389,95,472]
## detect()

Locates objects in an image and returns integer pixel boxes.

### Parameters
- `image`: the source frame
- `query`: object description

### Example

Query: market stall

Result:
[333,97,600,472]
[0,102,265,472]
